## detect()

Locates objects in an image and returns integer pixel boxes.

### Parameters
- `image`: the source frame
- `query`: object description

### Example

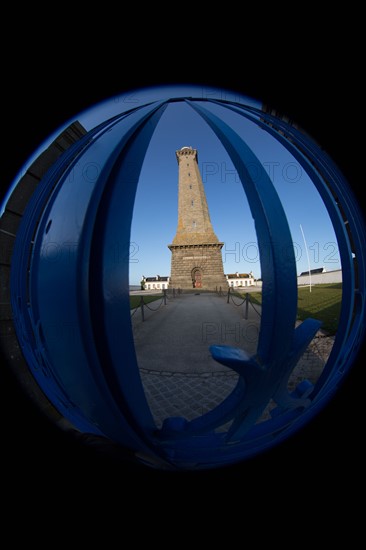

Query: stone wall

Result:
[169,244,228,290]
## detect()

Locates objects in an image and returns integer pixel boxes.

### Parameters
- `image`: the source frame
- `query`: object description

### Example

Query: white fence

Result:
[253,269,342,289]
[297,269,342,286]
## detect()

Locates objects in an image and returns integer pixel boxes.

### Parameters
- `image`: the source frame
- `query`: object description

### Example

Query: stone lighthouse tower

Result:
[168,146,228,290]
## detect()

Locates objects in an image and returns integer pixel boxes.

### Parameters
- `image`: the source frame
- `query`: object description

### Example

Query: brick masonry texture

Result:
[169,147,228,290]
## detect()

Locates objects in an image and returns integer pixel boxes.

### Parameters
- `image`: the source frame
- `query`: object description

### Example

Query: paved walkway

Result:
[130,291,334,428]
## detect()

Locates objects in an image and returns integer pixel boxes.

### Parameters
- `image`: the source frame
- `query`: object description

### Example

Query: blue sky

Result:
[2,84,341,285]
[128,99,340,284]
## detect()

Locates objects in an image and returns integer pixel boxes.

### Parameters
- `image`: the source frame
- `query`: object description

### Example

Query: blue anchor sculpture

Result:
[6,93,364,470]
[160,102,322,442]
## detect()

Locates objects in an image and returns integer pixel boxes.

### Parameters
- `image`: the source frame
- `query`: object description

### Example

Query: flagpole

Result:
[300,224,312,292]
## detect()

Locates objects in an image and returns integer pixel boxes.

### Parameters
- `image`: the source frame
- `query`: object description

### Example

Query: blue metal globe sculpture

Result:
[1,86,365,470]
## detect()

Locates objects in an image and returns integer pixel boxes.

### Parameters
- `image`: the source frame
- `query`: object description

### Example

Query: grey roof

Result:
[299,267,325,276]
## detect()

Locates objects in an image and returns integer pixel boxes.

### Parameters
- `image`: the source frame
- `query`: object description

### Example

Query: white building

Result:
[142,271,259,290]
[225,271,255,288]
[142,275,170,290]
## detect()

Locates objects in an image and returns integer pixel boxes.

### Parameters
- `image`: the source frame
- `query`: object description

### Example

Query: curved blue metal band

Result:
[12,100,172,463]
[186,100,298,365]
[211,100,366,396]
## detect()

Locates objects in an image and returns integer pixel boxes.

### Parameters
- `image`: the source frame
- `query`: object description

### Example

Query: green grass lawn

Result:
[130,294,163,309]
[297,283,342,334]
[238,283,342,335]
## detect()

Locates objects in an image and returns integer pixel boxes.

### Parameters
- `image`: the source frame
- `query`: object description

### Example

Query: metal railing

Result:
[131,289,182,321]
[215,286,262,320]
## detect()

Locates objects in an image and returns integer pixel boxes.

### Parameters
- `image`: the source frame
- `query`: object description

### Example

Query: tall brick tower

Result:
[168,146,228,290]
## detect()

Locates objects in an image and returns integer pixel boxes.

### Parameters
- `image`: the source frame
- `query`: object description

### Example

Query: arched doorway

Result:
[192,268,202,288]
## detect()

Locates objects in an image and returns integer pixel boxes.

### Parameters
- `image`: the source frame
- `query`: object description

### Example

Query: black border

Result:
[2,46,364,505]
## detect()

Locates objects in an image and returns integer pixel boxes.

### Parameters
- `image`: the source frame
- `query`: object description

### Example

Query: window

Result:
[189,185,192,189]
[191,200,194,206]
[193,220,196,228]
[188,172,190,176]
